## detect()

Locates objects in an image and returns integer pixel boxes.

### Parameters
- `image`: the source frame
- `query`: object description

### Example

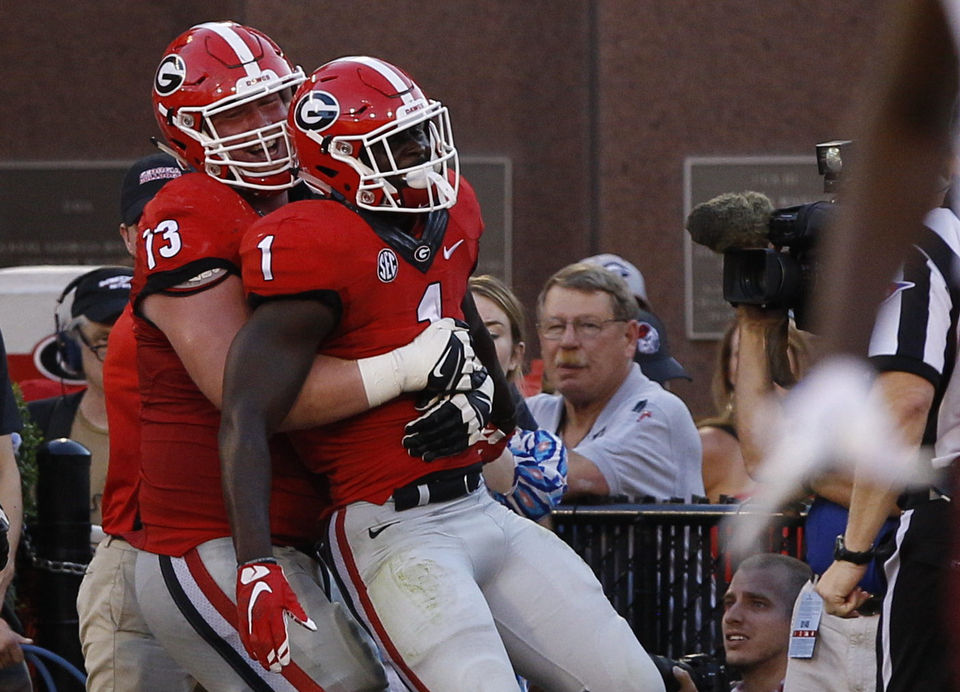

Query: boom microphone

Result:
[686,190,796,387]
[685,191,774,253]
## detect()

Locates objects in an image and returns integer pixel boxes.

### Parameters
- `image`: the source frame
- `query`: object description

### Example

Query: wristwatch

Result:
[833,535,875,565]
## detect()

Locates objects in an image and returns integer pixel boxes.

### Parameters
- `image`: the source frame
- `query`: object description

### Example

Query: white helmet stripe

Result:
[195,22,261,78]
[339,55,414,105]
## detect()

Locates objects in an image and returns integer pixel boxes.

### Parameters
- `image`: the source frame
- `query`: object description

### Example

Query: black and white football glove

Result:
[357,318,482,407]
[402,368,495,461]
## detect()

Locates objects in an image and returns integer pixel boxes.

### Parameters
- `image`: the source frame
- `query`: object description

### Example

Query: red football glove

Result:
[236,559,317,672]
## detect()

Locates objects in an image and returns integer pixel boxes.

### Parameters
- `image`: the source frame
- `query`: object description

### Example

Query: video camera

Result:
[652,652,735,692]
[722,140,852,331]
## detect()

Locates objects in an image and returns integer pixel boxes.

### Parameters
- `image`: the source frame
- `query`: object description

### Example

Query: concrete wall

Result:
[1,1,884,415]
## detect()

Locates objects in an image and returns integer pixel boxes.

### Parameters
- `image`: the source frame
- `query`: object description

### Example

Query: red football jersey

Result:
[100,304,139,537]
[240,179,485,509]
[129,173,325,555]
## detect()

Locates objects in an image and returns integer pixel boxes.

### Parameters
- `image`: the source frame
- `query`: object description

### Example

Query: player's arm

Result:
[144,275,477,428]
[219,297,337,562]
[816,370,932,616]
[218,298,330,672]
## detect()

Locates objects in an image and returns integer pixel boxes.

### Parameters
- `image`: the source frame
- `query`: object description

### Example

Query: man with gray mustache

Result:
[526,262,703,503]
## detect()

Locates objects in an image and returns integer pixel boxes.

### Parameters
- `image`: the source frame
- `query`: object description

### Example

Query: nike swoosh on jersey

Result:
[443,239,465,260]
[247,581,273,632]
[368,521,400,539]
[240,564,272,585]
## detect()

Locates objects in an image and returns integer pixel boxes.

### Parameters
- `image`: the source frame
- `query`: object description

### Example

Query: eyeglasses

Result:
[538,318,626,341]
[73,328,109,362]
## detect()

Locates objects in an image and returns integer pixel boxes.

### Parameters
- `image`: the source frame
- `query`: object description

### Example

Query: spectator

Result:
[0,329,31,691]
[581,253,692,387]
[28,266,133,529]
[526,262,703,502]
[469,274,567,522]
[676,553,812,692]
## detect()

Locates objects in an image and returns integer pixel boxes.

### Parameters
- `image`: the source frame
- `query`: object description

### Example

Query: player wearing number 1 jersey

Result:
[220,56,665,691]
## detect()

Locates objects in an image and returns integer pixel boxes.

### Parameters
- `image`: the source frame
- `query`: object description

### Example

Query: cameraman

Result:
[672,553,811,692]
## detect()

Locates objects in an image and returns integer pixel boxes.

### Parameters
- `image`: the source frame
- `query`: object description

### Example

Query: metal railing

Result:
[553,503,805,658]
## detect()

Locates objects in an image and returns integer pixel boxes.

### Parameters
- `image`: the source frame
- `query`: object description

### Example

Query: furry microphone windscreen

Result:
[685,190,775,253]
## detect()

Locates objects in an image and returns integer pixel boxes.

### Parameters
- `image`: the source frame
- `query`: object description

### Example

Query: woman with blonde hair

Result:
[469,275,565,522]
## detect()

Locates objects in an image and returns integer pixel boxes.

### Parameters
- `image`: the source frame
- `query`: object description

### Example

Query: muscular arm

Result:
[816,370,932,614]
[219,299,338,563]
[142,275,369,427]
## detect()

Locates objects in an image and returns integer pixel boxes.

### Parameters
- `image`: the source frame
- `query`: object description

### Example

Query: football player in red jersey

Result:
[220,56,666,691]
[129,24,485,692]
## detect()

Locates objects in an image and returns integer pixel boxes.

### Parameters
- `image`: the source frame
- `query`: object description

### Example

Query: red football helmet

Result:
[289,56,459,212]
[152,22,305,192]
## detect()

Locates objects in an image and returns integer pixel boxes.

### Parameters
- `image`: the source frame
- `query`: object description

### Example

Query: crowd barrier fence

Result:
[552,503,806,659]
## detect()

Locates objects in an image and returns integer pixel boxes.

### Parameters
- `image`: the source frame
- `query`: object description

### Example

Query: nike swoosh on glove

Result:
[421,319,483,398]
[236,559,317,672]
[402,368,494,461]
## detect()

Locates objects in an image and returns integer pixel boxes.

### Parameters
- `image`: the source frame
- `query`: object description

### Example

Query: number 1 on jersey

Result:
[257,235,275,281]
[417,282,442,323]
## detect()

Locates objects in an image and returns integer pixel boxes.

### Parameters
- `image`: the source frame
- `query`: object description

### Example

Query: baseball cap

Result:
[634,309,691,384]
[120,153,183,226]
[581,253,648,306]
[70,267,134,325]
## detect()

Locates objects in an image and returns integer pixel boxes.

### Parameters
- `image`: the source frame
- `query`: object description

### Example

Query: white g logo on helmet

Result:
[154,54,187,96]
[294,90,340,132]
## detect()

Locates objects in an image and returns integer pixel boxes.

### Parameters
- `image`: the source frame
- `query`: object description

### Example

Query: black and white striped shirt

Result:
[868,207,960,467]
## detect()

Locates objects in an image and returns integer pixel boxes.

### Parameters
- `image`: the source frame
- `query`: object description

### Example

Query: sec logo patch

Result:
[377,248,398,282]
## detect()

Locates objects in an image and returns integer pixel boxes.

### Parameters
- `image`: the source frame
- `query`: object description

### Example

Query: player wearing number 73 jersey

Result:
[221,55,665,691]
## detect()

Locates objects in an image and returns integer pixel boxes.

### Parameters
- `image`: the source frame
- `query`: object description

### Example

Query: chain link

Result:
[21,530,89,577]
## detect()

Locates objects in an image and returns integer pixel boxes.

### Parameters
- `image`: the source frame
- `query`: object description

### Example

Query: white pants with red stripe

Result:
[325,485,666,692]
[134,537,390,692]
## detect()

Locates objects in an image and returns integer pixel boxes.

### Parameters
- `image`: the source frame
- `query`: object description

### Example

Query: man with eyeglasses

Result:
[29,266,133,529]
[526,262,703,502]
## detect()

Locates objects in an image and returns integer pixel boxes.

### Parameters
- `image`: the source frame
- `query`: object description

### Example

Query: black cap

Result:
[634,309,692,384]
[70,267,133,325]
[120,153,182,226]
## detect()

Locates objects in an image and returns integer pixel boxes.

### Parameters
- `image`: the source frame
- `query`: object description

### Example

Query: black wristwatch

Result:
[833,535,875,565]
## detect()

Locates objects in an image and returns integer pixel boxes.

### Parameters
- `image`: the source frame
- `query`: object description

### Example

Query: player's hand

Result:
[402,370,494,461]
[398,318,481,395]
[236,559,317,672]
[815,559,871,618]
[357,318,483,407]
